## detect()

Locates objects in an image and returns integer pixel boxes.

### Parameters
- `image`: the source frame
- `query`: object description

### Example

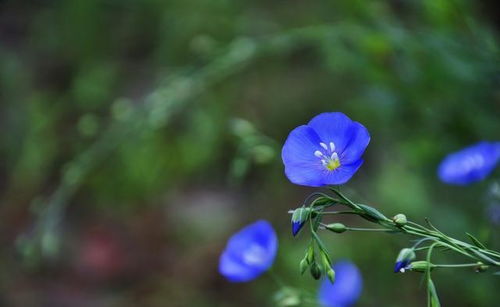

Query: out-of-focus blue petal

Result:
[318,260,363,307]
[219,220,278,282]
[219,251,259,282]
[438,142,500,185]
[340,122,371,165]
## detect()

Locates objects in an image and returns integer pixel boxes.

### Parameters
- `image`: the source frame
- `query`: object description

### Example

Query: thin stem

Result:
[433,263,480,268]
[319,211,359,215]
[347,227,396,232]
[268,269,287,289]
[329,187,360,210]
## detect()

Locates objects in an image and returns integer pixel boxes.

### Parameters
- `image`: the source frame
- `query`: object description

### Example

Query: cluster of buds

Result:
[299,245,336,284]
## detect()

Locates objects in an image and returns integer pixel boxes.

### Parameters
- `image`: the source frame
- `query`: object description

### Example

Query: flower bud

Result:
[326,267,336,284]
[299,258,308,275]
[408,261,435,273]
[475,262,489,273]
[394,248,416,273]
[291,207,311,236]
[310,262,322,280]
[393,214,407,226]
[357,204,388,223]
[325,223,347,233]
[306,245,314,264]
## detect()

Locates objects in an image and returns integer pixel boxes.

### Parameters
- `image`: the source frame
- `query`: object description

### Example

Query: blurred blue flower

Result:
[282,112,370,187]
[318,260,363,307]
[438,142,500,185]
[219,220,278,282]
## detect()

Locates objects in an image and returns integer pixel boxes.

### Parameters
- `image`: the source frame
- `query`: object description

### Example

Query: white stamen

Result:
[329,142,335,152]
[330,152,339,161]
[320,142,328,150]
[314,151,324,158]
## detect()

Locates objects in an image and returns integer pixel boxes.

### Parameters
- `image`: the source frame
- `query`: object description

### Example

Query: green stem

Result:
[268,269,287,289]
[346,227,396,232]
[306,190,500,268]
[319,211,359,215]
[433,263,480,268]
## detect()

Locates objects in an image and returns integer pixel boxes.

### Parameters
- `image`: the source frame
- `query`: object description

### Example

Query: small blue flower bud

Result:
[394,248,416,273]
[291,207,311,236]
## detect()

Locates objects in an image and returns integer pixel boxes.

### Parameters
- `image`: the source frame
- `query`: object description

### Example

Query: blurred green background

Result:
[0,0,499,306]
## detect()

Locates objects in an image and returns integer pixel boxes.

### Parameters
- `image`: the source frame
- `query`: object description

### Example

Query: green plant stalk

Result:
[293,189,500,268]
[289,189,499,306]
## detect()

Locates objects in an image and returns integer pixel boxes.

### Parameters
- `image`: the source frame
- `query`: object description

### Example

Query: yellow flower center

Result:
[326,158,341,171]
[314,142,341,171]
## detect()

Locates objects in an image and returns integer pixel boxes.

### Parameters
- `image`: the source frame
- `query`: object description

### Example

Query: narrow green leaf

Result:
[465,232,486,249]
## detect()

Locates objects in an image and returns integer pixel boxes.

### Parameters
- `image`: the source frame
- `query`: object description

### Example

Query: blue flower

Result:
[438,141,500,185]
[282,112,370,187]
[219,220,278,282]
[318,260,363,307]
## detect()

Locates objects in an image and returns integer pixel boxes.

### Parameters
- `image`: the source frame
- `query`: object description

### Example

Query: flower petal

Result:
[307,112,357,153]
[340,121,370,164]
[282,125,326,186]
[320,159,364,185]
[282,125,323,166]
[284,163,326,187]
